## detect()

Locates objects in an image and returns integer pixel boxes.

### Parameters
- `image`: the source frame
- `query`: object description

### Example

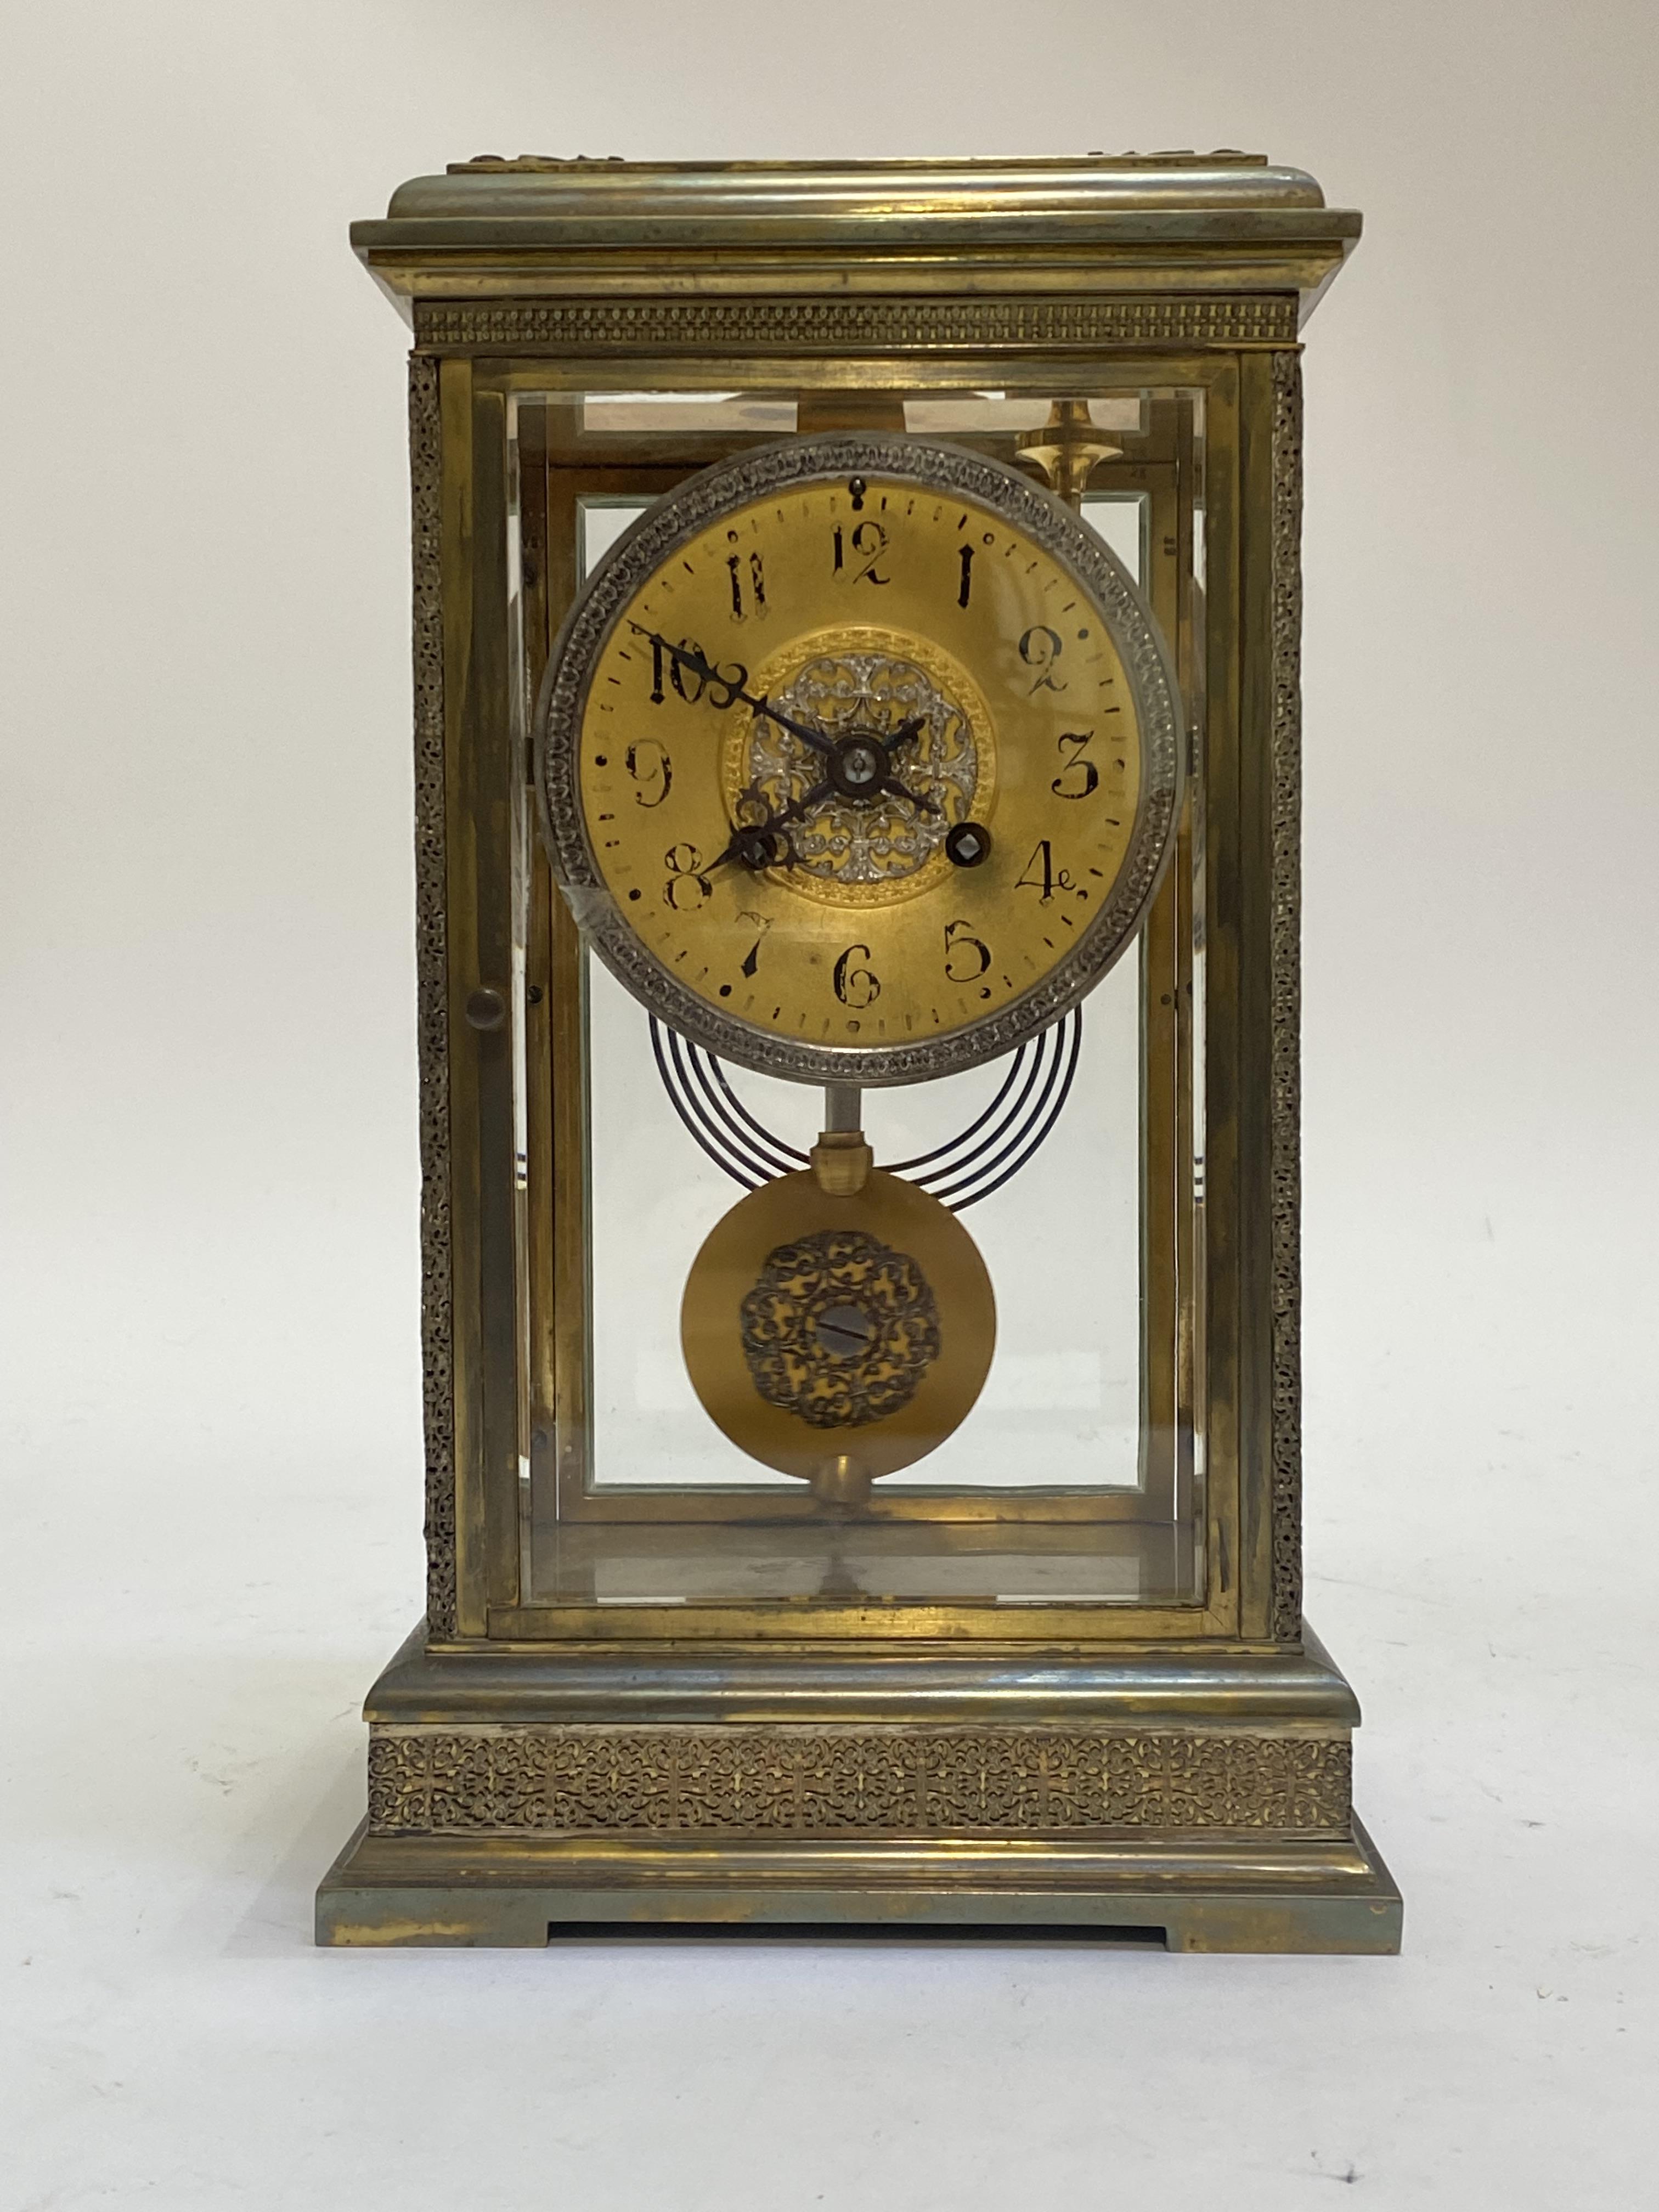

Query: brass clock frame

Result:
[318,154,1401,1953]
[537,430,1183,1086]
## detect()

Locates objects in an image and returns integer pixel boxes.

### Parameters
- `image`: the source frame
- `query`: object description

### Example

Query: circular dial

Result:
[538,433,1181,1086]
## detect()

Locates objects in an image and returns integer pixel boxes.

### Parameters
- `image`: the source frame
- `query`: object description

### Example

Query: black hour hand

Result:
[707,778,832,874]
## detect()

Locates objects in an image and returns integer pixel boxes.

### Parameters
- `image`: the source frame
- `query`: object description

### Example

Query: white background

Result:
[3,3,1656,2206]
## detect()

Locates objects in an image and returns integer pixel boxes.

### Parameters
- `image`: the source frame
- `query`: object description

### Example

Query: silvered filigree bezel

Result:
[535,432,1183,1087]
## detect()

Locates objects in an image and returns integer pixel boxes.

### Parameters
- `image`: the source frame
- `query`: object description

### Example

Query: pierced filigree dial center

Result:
[726,627,991,907]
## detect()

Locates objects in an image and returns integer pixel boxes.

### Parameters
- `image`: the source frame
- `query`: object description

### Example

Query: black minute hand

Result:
[628,625,833,755]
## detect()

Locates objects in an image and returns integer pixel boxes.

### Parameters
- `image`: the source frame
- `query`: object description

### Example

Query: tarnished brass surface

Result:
[352,156,1359,329]
[317,1619,1400,1948]
[407,358,456,1638]
[808,1130,872,1197]
[365,1618,1364,1725]
[364,1725,1351,1837]
[1017,399,1125,506]
[318,1857,1401,1953]
[315,1621,1396,1948]
[319,1803,1401,1953]
[681,1166,995,1487]
[1267,351,1305,1639]
[322,153,1390,1951]
[413,298,1308,355]
[402,151,1327,215]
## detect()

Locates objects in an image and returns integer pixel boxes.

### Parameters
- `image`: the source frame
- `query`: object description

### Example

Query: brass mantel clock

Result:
[320,153,1401,1952]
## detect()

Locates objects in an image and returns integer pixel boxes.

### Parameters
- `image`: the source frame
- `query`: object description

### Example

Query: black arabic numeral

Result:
[957,544,974,608]
[1014,839,1075,904]
[943,918,991,983]
[726,546,766,621]
[832,943,881,1009]
[833,519,890,587]
[707,658,748,710]
[1051,731,1099,800]
[737,909,770,979]
[1019,624,1067,693]
[625,738,673,808]
[663,842,712,910]
[667,640,708,704]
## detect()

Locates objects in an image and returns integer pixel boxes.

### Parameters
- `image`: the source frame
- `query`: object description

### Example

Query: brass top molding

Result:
[353,154,1360,324]
[447,151,1280,172]
[390,151,1330,219]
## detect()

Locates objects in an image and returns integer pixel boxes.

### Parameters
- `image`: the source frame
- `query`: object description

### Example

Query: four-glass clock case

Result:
[318,154,1401,1952]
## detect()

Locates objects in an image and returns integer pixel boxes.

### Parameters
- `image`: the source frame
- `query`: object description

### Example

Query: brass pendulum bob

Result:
[679,1080,996,1509]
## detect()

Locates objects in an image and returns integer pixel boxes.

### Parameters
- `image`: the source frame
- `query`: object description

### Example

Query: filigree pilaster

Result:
[1268,349,1305,1643]
[408,354,455,1639]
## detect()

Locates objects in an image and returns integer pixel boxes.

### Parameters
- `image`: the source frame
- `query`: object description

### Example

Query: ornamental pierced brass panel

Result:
[1269,349,1304,1643]
[367,1726,1351,1837]
[408,354,456,1640]
[730,628,990,904]
[740,1229,942,1431]
[413,295,1300,357]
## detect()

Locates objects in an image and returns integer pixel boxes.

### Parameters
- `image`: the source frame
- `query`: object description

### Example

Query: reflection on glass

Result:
[902,393,1147,438]
[582,392,798,432]
[1082,492,1148,584]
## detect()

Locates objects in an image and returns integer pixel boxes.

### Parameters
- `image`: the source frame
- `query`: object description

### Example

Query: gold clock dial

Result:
[539,435,1180,1086]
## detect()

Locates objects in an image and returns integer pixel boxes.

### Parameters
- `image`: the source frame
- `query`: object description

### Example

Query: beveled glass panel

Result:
[507,385,1210,1617]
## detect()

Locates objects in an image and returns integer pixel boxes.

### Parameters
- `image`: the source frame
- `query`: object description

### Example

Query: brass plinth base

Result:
[315,1622,1401,1954]
[318,1821,1400,1953]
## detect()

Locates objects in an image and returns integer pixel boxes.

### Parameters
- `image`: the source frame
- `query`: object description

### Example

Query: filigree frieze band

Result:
[409,354,456,1639]
[413,296,1300,356]
[368,1726,1350,1836]
[1268,348,1305,1644]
